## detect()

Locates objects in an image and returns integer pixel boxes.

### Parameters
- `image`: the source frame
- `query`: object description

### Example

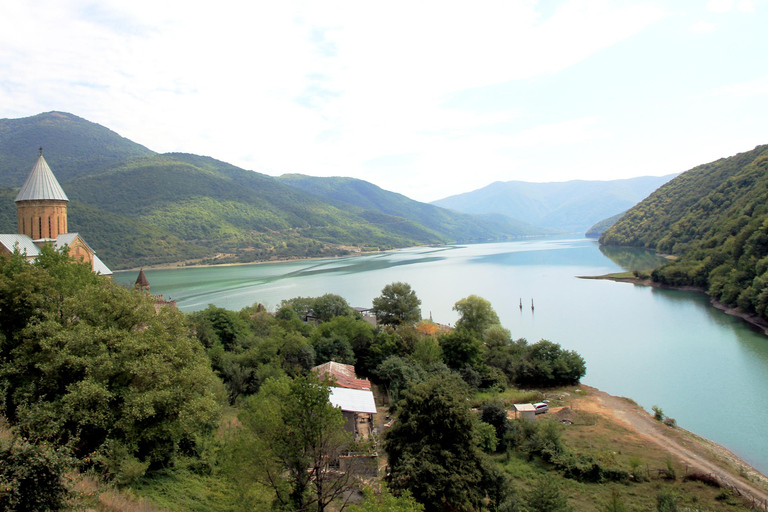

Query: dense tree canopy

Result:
[371,282,422,327]
[0,246,221,479]
[384,375,512,512]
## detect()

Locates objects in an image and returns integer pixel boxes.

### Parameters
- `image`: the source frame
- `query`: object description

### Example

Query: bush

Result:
[0,437,69,511]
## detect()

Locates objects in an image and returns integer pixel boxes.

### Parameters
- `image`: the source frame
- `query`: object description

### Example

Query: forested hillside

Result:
[0,112,540,269]
[431,175,677,233]
[0,111,154,185]
[585,211,625,238]
[278,174,548,240]
[600,145,768,321]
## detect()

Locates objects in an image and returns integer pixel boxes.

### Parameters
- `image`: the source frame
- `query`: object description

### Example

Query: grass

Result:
[472,387,545,408]
[506,404,758,512]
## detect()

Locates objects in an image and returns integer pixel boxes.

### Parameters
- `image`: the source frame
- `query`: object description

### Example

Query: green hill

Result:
[585,211,625,238]
[0,111,155,186]
[600,145,768,321]
[432,175,677,233]
[1,112,538,270]
[277,174,549,240]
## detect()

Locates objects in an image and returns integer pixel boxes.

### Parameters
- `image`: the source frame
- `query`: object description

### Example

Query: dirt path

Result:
[579,386,768,504]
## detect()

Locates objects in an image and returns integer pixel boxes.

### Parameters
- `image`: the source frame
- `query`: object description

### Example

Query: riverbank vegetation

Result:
[0,246,764,511]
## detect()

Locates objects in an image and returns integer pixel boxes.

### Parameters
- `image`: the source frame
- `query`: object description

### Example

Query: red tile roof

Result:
[312,361,371,391]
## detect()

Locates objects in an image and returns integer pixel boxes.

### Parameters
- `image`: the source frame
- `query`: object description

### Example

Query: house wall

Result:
[342,411,356,433]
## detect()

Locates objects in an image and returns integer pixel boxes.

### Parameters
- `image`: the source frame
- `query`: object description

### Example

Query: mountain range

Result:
[0,112,546,270]
[431,175,677,234]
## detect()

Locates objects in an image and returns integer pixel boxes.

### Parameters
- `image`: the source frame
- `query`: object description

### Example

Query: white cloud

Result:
[10,0,766,204]
[689,21,717,32]
[701,76,768,98]
[707,0,735,13]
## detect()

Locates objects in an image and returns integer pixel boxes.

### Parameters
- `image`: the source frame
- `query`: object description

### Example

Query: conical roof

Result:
[135,269,150,287]
[15,153,69,202]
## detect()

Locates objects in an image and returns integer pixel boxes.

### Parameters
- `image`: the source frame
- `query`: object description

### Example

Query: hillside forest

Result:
[600,145,768,323]
[0,246,756,512]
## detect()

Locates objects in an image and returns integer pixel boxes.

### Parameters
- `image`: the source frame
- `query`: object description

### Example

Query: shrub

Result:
[0,437,69,511]
[683,472,721,487]
[663,417,677,428]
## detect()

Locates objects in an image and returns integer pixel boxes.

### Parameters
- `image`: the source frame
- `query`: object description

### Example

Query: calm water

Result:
[115,238,768,474]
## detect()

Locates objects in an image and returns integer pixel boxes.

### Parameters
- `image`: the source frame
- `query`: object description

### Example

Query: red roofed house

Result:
[312,361,376,439]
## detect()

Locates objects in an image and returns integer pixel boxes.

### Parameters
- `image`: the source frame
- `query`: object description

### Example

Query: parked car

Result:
[533,402,549,414]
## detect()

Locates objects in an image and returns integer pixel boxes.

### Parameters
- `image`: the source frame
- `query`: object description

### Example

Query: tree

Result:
[384,375,509,511]
[438,329,482,371]
[453,295,500,335]
[371,282,422,327]
[313,293,355,322]
[0,251,221,474]
[236,374,357,511]
[516,340,586,387]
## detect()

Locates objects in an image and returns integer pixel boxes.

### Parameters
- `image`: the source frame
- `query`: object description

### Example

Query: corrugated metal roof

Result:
[15,155,69,202]
[0,234,41,256]
[328,387,377,414]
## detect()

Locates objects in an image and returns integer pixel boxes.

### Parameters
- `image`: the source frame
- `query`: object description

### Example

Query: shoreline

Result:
[579,385,768,501]
[579,273,768,336]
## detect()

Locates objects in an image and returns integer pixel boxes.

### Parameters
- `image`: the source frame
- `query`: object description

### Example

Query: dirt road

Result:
[579,386,768,504]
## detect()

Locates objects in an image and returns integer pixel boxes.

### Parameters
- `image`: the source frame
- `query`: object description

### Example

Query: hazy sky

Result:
[1,1,766,202]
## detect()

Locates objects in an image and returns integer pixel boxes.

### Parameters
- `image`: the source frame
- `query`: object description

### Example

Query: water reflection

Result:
[599,245,668,271]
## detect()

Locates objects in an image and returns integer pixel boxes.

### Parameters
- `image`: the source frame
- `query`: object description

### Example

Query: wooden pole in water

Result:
[531,299,534,311]
[519,298,522,309]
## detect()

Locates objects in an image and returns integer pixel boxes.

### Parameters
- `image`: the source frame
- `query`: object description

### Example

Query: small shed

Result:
[513,403,537,422]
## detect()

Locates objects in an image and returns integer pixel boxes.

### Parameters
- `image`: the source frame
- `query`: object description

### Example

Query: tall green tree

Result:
[453,295,500,335]
[0,246,221,474]
[371,282,422,327]
[236,374,357,512]
[384,375,511,512]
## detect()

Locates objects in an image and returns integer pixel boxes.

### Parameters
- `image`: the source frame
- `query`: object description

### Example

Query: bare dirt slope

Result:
[578,386,768,503]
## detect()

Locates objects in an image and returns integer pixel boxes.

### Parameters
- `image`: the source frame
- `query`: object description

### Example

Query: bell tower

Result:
[15,148,69,240]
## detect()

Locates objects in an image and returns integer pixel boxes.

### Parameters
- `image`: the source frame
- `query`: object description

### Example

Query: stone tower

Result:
[15,149,69,240]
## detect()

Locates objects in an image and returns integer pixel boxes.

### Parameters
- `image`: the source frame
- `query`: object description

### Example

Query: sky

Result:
[1,0,767,203]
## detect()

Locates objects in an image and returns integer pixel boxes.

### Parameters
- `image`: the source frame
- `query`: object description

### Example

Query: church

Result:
[0,150,112,275]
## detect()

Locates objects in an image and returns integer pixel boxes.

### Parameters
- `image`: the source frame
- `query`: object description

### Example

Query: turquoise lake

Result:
[114,237,768,474]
